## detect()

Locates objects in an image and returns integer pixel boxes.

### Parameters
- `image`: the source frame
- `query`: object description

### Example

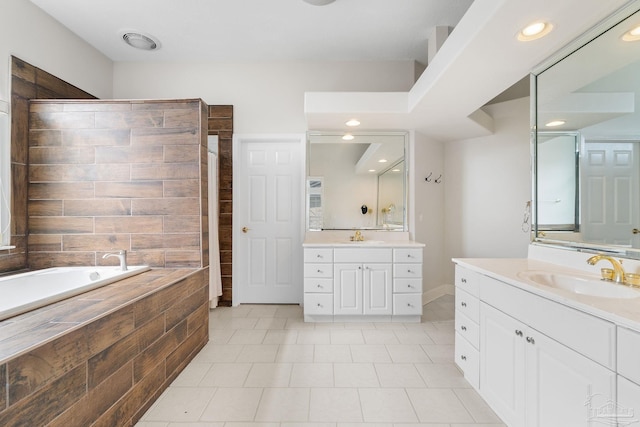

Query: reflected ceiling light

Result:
[342,133,354,141]
[302,0,336,5]
[368,169,376,172]
[345,119,360,127]
[517,21,553,41]
[545,120,565,127]
[378,159,388,163]
[622,25,640,41]
[122,32,159,50]
[392,169,401,172]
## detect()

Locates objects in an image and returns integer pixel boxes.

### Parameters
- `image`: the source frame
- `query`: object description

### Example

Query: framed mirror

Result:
[306,131,408,231]
[533,6,640,257]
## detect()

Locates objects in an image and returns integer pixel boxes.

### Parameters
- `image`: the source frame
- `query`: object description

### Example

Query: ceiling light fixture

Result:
[302,0,336,5]
[122,32,160,51]
[378,159,388,163]
[345,119,360,127]
[368,169,376,173]
[622,25,640,41]
[342,133,354,141]
[545,120,566,127]
[517,21,553,41]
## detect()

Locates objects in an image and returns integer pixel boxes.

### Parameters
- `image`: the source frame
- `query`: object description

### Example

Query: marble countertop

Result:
[453,257,640,332]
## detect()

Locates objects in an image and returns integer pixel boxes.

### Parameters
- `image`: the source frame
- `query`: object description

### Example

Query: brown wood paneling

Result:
[0,364,5,410]
[62,234,130,251]
[95,181,163,199]
[163,180,201,198]
[28,130,62,147]
[10,164,28,237]
[27,234,62,252]
[208,118,233,131]
[166,287,208,331]
[27,200,62,217]
[164,144,200,163]
[94,111,164,129]
[29,111,95,130]
[29,164,131,182]
[132,198,200,216]
[163,216,201,233]
[165,251,202,268]
[131,234,200,251]
[29,146,94,164]
[35,68,94,99]
[64,199,132,216]
[133,320,187,382]
[28,252,96,269]
[95,217,163,234]
[95,146,163,164]
[28,217,94,234]
[131,163,199,181]
[131,128,199,146]
[164,109,200,128]
[62,129,131,146]
[29,182,95,200]
[209,105,233,118]
[11,98,29,164]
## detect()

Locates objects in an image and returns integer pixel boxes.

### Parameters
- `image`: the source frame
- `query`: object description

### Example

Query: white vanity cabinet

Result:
[303,243,423,322]
[454,265,481,390]
[617,326,640,422]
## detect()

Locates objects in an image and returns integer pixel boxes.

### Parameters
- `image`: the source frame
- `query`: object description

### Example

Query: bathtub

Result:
[0,265,150,321]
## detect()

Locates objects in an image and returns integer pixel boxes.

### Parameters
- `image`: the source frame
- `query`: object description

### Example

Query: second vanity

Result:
[453,247,640,427]
[303,234,424,322]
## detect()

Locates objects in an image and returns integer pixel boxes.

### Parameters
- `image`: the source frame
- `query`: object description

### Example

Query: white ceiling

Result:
[28,0,473,63]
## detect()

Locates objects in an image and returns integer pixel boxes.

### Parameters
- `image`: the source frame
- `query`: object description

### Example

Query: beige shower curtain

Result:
[208,152,223,308]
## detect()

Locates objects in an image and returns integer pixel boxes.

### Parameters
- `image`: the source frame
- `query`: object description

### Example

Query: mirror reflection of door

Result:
[581,140,640,247]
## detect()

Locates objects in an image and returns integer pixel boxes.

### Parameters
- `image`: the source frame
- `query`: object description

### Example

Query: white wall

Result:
[0,0,113,101]
[443,97,532,285]
[412,132,445,293]
[113,60,416,133]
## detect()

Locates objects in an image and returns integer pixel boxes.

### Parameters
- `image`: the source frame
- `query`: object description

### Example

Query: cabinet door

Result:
[525,329,616,427]
[617,376,640,425]
[334,263,362,315]
[480,303,526,427]
[363,263,392,315]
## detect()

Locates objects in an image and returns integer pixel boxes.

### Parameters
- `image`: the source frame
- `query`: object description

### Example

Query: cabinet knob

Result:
[515,330,523,337]
[317,284,322,288]
[317,269,322,273]
[461,278,467,283]
[316,254,322,258]
[460,355,467,361]
[407,303,413,307]
[317,303,322,307]
[407,284,412,288]
[461,325,467,331]
[526,336,535,344]
[461,301,467,307]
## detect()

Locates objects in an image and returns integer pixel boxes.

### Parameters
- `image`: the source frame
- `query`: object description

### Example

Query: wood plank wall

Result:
[208,106,233,305]
[0,57,96,274]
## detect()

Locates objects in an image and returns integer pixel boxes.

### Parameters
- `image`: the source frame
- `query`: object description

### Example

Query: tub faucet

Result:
[586,255,625,283]
[103,250,128,271]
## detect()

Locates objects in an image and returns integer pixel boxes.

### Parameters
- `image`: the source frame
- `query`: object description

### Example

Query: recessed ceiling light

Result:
[302,0,335,5]
[368,169,376,172]
[622,25,640,41]
[345,119,360,127]
[392,169,401,172]
[122,32,160,51]
[342,133,354,141]
[517,22,553,41]
[545,120,565,127]
[378,159,388,163]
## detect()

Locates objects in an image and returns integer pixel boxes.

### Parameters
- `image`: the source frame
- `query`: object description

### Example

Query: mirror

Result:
[533,7,640,257]
[306,131,407,231]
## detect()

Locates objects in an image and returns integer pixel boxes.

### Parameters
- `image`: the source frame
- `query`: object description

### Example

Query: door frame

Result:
[232,133,307,306]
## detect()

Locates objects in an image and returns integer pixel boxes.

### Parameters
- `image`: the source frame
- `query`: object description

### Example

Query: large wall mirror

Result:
[306,131,408,231]
[533,6,640,258]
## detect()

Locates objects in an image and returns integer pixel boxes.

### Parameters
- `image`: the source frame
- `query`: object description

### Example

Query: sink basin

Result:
[346,240,385,245]
[517,271,640,299]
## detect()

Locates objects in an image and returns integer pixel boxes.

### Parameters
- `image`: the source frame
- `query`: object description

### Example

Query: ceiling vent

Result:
[122,32,159,51]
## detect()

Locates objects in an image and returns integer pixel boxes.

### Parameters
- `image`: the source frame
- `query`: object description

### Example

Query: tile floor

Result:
[135,295,505,427]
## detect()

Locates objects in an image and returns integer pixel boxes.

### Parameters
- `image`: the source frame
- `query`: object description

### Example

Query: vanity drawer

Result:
[455,331,479,390]
[304,248,333,263]
[455,288,479,323]
[393,278,422,293]
[304,263,333,278]
[393,248,423,263]
[394,263,422,278]
[304,293,333,315]
[393,293,422,315]
[618,326,640,384]
[304,278,333,293]
[455,265,480,297]
[455,309,479,349]
[334,248,392,263]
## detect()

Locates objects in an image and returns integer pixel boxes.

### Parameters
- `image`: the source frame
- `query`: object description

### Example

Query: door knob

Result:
[633,228,640,234]
[242,226,250,233]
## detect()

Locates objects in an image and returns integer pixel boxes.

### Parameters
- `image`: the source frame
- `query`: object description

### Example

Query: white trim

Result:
[422,283,455,306]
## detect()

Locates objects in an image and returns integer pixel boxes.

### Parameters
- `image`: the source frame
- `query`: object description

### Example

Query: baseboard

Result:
[422,284,455,305]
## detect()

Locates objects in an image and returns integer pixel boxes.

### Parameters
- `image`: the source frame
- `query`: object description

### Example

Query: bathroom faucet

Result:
[586,255,625,283]
[351,230,364,242]
[103,249,128,271]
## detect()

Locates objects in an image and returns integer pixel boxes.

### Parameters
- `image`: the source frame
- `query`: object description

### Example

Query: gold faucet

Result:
[586,255,625,283]
[352,230,364,241]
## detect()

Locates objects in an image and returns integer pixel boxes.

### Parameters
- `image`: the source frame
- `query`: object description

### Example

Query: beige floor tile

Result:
[358,388,418,422]
[276,344,314,362]
[297,329,331,344]
[334,363,379,387]
[200,388,263,422]
[255,317,288,330]
[235,344,279,362]
[274,305,304,318]
[191,344,243,363]
[420,343,454,363]
[385,344,431,363]
[314,344,352,362]
[263,329,299,344]
[143,387,216,422]
[374,363,426,388]
[228,329,268,344]
[200,363,252,387]
[406,388,474,423]
[350,344,392,363]
[309,388,363,422]
[454,388,504,423]
[244,363,293,387]
[415,362,470,388]
[290,362,334,387]
[247,305,279,318]
[208,328,235,344]
[362,329,400,344]
[393,329,435,345]
[170,362,212,387]
[254,388,310,422]
[330,330,365,344]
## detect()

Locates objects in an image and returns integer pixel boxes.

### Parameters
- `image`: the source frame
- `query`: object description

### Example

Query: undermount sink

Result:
[517,271,640,299]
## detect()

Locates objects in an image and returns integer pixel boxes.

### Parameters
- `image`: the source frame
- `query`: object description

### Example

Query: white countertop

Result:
[304,240,425,248]
[453,257,640,332]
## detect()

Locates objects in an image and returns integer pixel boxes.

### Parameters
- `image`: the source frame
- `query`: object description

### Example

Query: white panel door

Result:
[235,136,303,304]
[363,263,392,315]
[582,141,640,246]
[334,263,363,315]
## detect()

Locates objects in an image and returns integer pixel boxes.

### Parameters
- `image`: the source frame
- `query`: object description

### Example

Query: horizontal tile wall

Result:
[0,268,208,426]
[27,99,209,270]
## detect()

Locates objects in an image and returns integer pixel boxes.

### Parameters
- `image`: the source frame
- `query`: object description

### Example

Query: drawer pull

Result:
[461,278,467,283]
[461,325,467,331]
[406,303,413,307]
[317,284,322,288]
[460,355,467,361]
[526,336,535,344]
[407,269,414,274]
[316,254,322,258]
[317,269,322,273]
[461,301,467,307]
[515,330,523,337]
[407,284,413,288]
[317,303,323,307]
